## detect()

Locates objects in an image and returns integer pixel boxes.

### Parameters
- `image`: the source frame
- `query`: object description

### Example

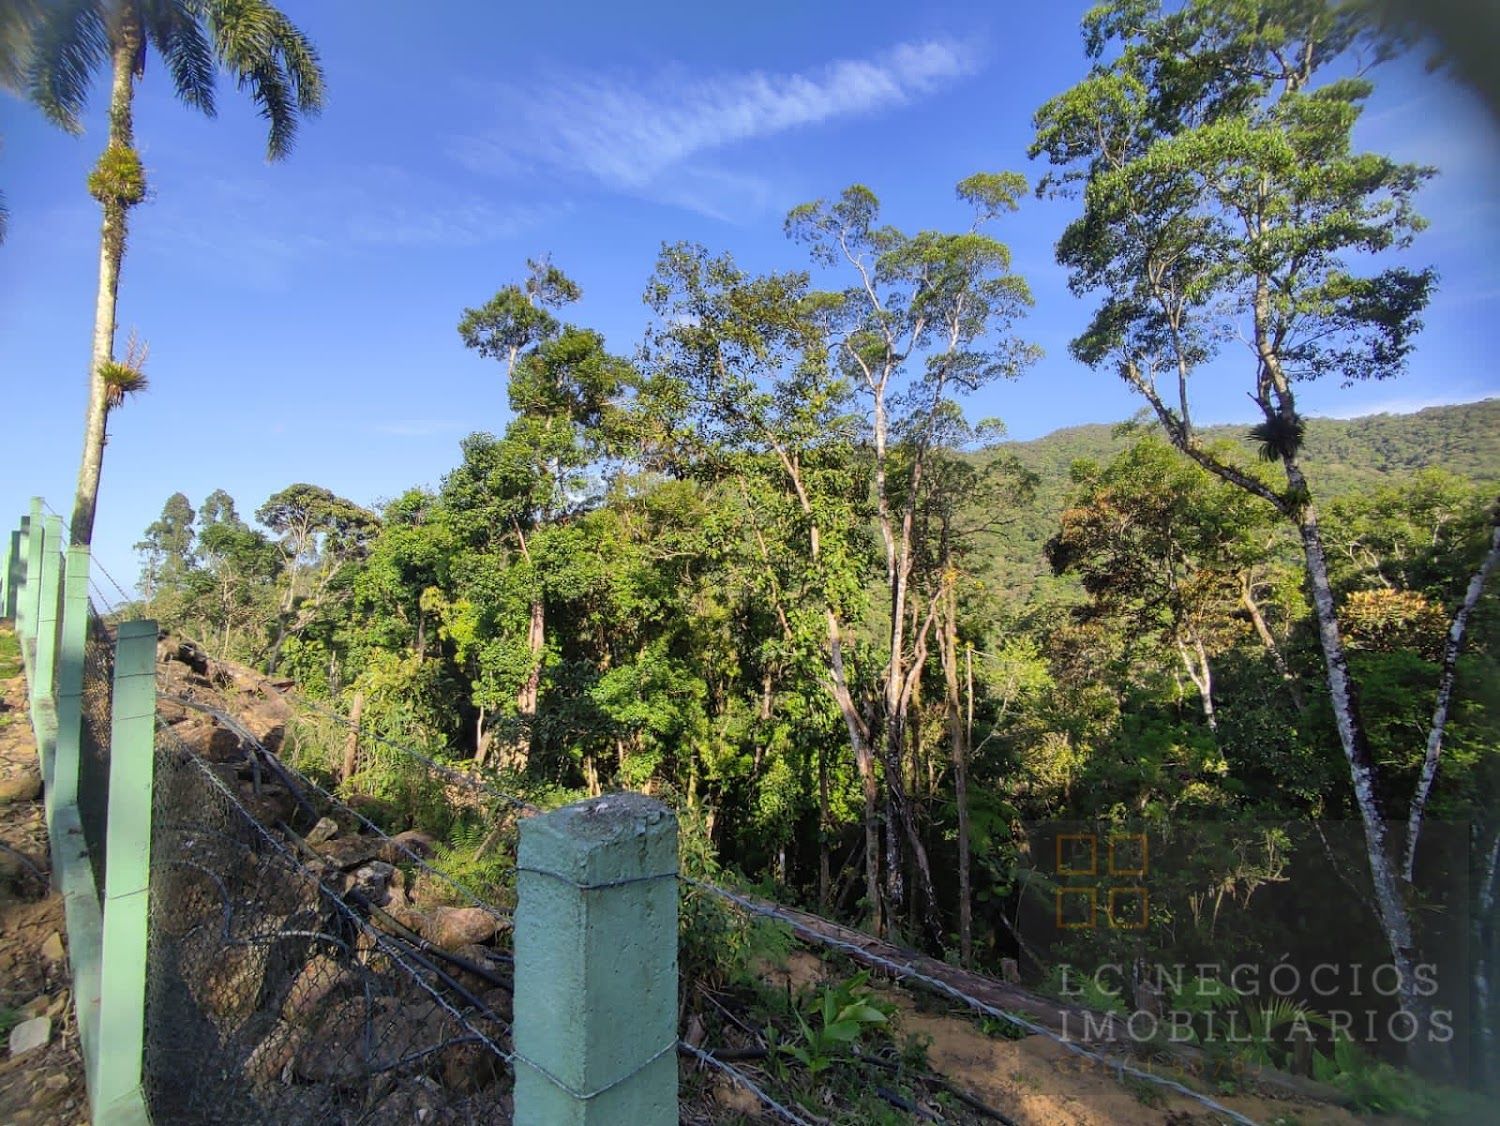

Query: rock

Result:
[0,769,42,804]
[314,835,385,870]
[9,1015,50,1057]
[421,906,505,951]
[384,830,439,861]
[305,817,340,846]
[364,1077,453,1126]
[349,861,397,907]
[194,942,270,1024]
[280,954,352,1024]
[246,1020,303,1085]
[40,931,65,963]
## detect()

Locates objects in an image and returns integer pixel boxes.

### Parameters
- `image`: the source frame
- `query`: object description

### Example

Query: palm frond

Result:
[142,0,216,115]
[0,0,45,93]
[24,0,109,134]
[207,0,324,160]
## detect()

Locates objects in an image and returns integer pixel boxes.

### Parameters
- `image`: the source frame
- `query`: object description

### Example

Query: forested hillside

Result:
[977,400,1500,601]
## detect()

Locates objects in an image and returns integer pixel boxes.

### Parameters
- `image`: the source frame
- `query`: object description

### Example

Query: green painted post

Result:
[2,524,14,618]
[93,619,157,1125]
[32,516,63,713]
[513,793,679,1126]
[10,518,30,629]
[50,547,93,808]
[5,521,25,621]
[21,501,43,644]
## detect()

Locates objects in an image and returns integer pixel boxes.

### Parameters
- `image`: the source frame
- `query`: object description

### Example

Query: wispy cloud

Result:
[142,166,558,287]
[452,39,979,215]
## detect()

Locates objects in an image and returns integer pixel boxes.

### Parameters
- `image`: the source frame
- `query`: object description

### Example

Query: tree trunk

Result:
[340,691,364,784]
[72,21,141,548]
[1176,635,1217,732]
[938,579,973,966]
[1402,519,1500,881]
[505,596,545,771]
[1240,572,1304,711]
[827,609,882,934]
[818,743,832,914]
[1290,474,1433,1061]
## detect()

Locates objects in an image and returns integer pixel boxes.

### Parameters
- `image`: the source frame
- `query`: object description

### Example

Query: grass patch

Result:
[0,626,20,679]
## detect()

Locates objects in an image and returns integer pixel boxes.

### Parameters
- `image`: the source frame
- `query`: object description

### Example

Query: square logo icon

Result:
[1107,887,1149,930]
[1055,887,1097,930]
[1056,833,1098,876]
[1109,833,1149,877]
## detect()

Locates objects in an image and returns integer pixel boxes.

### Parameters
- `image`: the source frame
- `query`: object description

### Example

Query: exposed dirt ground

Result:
[0,626,88,1124]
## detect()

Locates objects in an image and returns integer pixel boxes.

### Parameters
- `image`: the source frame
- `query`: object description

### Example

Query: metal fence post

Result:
[51,546,93,808]
[513,793,679,1125]
[31,515,63,714]
[93,618,157,1124]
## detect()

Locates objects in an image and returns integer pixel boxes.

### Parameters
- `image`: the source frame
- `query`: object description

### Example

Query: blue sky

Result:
[2,1,1498,602]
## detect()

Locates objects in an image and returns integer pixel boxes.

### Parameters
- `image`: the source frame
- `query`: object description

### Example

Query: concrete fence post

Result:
[93,618,157,1124]
[513,793,679,1125]
[31,515,63,714]
[21,499,43,645]
[14,516,33,630]
[2,522,18,619]
[50,547,93,807]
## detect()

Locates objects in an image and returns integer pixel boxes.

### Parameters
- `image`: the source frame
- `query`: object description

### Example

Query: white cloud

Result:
[452,39,979,213]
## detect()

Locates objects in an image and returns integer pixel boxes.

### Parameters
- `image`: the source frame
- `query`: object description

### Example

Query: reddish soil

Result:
[0,633,88,1124]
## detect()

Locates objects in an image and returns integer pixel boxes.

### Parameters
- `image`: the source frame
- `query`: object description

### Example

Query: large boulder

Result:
[420,906,505,951]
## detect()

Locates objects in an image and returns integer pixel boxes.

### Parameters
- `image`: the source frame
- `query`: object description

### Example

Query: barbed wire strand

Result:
[678,1040,814,1126]
[157,698,512,923]
[40,497,137,607]
[687,879,1263,1126]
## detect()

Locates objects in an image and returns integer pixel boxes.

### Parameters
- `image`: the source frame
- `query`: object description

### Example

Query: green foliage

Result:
[1312,1034,1453,1119]
[0,626,21,679]
[86,143,145,206]
[771,971,894,1077]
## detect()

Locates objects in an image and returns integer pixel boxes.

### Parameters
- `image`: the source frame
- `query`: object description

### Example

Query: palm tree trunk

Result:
[73,18,139,547]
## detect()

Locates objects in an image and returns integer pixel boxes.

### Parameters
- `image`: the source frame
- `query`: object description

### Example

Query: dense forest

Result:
[29,0,1485,1108]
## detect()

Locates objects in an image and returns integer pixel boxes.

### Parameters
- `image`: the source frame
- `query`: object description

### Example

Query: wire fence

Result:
[268,682,1269,1125]
[77,604,114,904]
[145,723,515,1124]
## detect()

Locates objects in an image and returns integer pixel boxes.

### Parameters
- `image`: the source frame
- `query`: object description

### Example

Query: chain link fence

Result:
[144,727,515,1123]
[77,607,114,904]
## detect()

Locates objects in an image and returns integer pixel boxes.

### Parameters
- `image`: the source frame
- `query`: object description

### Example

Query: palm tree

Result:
[15,0,324,545]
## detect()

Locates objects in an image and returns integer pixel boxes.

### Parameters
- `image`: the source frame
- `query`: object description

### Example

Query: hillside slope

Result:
[977,398,1500,603]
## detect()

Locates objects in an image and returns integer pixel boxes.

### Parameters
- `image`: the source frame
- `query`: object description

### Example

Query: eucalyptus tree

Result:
[787,176,1039,941]
[1031,0,1498,1063]
[16,0,324,546]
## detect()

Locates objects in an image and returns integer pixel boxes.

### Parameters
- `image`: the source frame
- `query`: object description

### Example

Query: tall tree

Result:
[135,489,195,598]
[456,262,633,768]
[787,177,1039,940]
[255,483,379,672]
[15,0,324,545]
[1031,0,1498,1065]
